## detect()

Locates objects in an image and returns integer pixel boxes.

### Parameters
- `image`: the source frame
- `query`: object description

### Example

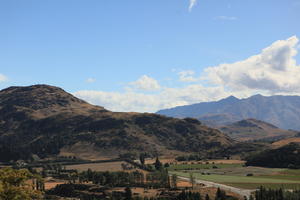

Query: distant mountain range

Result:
[157,95,300,130]
[0,85,234,162]
[219,118,298,142]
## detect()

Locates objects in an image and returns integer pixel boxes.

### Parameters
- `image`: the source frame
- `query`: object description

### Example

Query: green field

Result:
[226,183,300,190]
[168,163,243,170]
[169,163,300,190]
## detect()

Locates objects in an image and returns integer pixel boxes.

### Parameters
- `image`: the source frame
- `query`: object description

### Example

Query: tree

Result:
[139,153,145,166]
[124,187,132,200]
[215,188,226,200]
[154,157,162,171]
[0,167,43,200]
[205,194,210,200]
[69,172,78,184]
[171,174,177,189]
[189,172,195,189]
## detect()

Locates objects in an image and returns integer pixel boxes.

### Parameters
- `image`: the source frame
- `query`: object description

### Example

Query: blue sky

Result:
[1,0,300,112]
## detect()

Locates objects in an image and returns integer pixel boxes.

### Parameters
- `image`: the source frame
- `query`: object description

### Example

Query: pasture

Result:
[169,162,300,190]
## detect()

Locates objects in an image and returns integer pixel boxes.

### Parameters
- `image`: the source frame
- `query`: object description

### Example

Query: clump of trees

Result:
[176,154,204,162]
[0,167,44,200]
[245,143,300,168]
[215,188,227,200]
[254,186,300,200]
[177,190,202,200]
[74,169,170,189]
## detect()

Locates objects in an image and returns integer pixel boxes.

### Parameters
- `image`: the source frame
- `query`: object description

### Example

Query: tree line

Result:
[245,143,300,168]
[254,186,300,200]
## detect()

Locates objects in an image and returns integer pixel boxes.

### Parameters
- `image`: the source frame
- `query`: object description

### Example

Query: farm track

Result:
[177,176,255,198]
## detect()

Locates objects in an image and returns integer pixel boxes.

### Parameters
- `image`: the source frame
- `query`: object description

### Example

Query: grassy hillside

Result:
[0,85,235,162]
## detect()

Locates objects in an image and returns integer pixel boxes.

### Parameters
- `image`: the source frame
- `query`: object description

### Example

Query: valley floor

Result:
[169,163,300,190]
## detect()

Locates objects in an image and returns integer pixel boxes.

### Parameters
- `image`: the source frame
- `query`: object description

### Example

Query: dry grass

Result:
[107,187,161,198]
[207,159,245,164]
[197,187,244,200]
[65,161,126,172]
[44,180,66,190]
[272,137,300,148]
[59,142,120,161]
[177,180,192,188]
[132,187,160,198]
[145,158,175,165]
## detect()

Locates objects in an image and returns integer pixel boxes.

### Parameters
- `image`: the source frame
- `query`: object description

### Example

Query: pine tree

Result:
[139,153,145,166]
[154,157,162,171]
[171,174,177,189]
[124,187,132,200]
[215,188,226,200]
[205,194,210,200]
[189,172,195,189]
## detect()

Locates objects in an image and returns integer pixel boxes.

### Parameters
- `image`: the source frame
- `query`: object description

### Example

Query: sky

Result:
[1,0,300,112]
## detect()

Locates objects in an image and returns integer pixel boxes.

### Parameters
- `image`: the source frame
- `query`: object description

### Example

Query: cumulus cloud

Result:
[129,75,161,91]
[214,16,237,21]
[74,84,229,113]
[74,36,300,113]
[178,70,198,82]
[189,0,197,12]
[204,36,300,93]
[0,74,8,83]
[86,78,96,83]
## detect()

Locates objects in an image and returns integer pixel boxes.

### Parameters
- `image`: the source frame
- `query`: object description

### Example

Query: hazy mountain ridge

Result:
[157,94,300,130]
[219,118,297,142]
[0,85,234,162]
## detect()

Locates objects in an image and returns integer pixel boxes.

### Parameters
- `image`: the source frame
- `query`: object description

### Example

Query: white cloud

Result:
[178,70,198,82]
[189,0,197,12]
[74,36,300,113]
[86,78,96,83]
[129,75,161,91]
[0,74,8,83]
[214,16,237,21]
[204,36,300,93]
[74,84,229,113]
